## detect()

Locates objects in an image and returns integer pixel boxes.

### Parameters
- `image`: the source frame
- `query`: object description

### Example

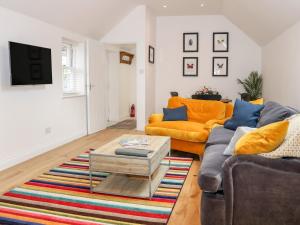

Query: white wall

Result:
[155,15,261,112]
[119,55,136,120]
[145,8,157,120]
[262,20,300,110]
[107,50,120,122]
[101,5,157,130]
[101,5,146,130]
[106,47,136,122]
[0,7,96,170]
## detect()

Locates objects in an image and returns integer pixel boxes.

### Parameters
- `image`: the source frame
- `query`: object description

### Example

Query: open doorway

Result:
[106,44,137,130]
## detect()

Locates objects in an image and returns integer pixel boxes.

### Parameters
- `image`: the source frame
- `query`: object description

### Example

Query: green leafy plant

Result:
[237,71,263,101]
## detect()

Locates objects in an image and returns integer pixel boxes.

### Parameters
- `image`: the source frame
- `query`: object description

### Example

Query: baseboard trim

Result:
[0,131,86,171]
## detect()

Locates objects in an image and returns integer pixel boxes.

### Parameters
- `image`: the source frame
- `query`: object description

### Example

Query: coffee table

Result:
[89,134,171,198]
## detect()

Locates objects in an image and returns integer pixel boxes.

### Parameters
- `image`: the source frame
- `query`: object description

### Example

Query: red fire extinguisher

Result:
[130,104,135,118]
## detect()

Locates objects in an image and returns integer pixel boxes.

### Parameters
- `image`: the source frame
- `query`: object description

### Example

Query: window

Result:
[62,41,85,96]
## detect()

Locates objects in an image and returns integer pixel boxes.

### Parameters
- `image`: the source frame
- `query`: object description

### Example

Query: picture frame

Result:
[212,57,228,77]
[213,32,229,52]
[183,33,199,52]
[120,51,134,65]
[149,46,155,64]
[183,57,198,77]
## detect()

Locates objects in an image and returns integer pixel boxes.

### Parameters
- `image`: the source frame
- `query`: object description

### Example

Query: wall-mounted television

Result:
[9,42,52,85]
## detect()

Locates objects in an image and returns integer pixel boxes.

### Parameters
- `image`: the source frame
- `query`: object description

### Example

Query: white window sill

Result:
[62,93,86,99]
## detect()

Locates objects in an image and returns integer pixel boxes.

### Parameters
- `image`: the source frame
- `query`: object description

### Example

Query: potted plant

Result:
[237,71,263,101]
[192,86,222,101]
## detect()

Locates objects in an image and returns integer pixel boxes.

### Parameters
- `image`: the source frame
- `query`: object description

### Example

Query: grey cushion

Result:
[257,101,295,127]
[199,144,229,192]
[206,127,235,147]
[286,106,300,114]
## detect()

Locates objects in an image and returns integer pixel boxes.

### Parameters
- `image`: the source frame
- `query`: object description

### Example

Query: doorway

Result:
[106,44,137,129]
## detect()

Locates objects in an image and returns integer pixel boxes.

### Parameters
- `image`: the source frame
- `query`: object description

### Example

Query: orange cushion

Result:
[145,121,209,143]
[167,97,226,123]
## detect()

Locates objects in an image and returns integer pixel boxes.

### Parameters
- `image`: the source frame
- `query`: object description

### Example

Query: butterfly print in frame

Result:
[187,64,194,69]
[183,57,198,77]
[213,57,228,77]
[213,32,229,52]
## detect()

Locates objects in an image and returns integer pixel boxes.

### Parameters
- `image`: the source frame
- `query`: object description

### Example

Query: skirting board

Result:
[0,131,87,171]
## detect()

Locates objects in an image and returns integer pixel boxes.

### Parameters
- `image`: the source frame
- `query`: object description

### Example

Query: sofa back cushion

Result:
[257,101,296,127]
[168,97,227,123]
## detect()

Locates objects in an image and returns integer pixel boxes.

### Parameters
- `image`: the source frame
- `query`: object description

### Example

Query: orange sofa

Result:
[145,97,233,155]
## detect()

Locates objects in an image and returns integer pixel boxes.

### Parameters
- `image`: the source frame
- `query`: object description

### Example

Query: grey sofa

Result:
[198,107,300,225]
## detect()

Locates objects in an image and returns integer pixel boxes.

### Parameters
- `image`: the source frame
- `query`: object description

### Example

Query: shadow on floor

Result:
[171,149,201,160]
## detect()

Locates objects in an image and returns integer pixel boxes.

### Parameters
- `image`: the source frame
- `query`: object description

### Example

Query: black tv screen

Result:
[9,42,52,85]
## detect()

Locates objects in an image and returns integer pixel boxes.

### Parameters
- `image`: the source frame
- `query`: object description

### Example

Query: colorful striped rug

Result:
[0,149,193,225]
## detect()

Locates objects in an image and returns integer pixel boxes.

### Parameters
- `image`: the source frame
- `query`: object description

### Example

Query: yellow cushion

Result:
[167,97,227,123]
[249,98,264,105]
[260,115,300,158]
[145,121,210,143]
[235,120,289,155]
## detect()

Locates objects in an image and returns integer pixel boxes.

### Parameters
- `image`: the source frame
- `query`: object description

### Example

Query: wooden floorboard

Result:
[0,128,201,225]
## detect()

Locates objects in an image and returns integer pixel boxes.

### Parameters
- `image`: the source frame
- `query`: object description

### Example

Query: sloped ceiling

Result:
[0,0,300,46]
[0,0,138,38]
[222,0,300,45]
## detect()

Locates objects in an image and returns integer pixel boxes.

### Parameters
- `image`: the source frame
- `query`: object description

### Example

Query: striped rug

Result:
[0,149,193,225]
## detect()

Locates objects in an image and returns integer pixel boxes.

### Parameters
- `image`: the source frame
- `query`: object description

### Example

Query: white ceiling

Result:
[0,0,300,46]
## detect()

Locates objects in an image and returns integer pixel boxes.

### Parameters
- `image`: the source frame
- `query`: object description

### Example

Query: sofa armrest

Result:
[148,114,164,124]
[223,155,300,225]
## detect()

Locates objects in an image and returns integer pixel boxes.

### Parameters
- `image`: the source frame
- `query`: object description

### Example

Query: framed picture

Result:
[183,57,198,76]
[183,33,198,52]
[149,46,155,64]
[120,51,134,65]
[213,57,228,76]
[213,32,229,52]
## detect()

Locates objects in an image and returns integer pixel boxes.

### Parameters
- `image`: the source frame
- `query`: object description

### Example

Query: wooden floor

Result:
[0,128,201,225]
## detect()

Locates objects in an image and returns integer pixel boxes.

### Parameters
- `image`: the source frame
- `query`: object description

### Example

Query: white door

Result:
[86,40,107,134]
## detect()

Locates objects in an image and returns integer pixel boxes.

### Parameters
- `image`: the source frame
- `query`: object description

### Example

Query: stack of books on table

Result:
[116,137,153,157]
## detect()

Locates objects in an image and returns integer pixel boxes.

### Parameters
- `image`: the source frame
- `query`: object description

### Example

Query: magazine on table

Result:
[117,137,152,157]
[119,137,150,149]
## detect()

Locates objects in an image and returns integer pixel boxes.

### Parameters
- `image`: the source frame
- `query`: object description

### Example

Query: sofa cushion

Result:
[168,97,227,123]
[206,127,235,147]
[257,101,295,127]
[163,106,188,121]
[145,121,210,142]
[224,99,264,130]
[199,144,229,192]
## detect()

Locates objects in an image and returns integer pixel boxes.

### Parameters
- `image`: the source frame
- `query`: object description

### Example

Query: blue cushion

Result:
[224,99,264,130]
[163,106,188,121]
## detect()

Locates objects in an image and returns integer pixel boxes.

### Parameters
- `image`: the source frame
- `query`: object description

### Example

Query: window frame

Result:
[61,40,86,98]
